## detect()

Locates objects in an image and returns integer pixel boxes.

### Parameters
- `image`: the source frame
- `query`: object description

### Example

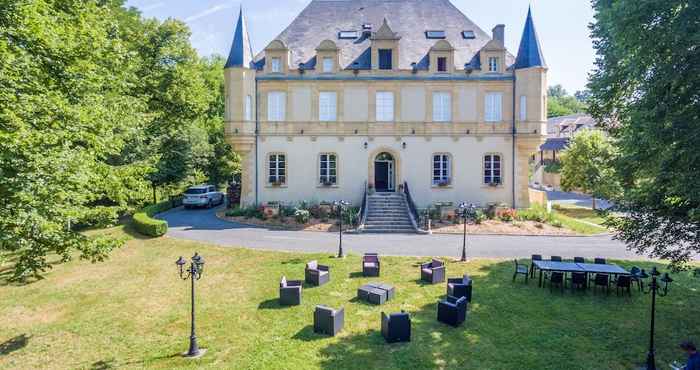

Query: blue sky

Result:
[125,0,596,93]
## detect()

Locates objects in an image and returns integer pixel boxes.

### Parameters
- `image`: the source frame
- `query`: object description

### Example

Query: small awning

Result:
[540,138,570,151]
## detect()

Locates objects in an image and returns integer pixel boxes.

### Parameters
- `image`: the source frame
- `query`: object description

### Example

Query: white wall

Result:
[256,136,514,208]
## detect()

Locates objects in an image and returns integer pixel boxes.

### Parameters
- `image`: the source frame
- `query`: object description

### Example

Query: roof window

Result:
[425,30,446,39]
[462,30,476,39]
[338,31,358,39]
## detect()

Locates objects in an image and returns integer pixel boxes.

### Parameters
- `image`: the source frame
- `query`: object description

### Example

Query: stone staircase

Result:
[361,193,418,233]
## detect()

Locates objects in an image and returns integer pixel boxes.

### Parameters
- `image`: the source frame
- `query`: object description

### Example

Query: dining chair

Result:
[594,258,607,265]
[512,259,529,283]
[550,256,562,262]
[548,271,565,293]
[530,254,542,278]
[574,257,585,263]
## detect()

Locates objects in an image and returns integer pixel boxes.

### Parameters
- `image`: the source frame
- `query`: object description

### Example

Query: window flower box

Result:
[437,179,451,187]
[270,181,284,187]
[321,180,335,187]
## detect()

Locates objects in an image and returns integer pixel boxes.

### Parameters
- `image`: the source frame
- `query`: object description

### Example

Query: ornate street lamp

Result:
[458,202,476,262]
[640,266,673,370]
[333,201,350,258]
[176,253,206,358]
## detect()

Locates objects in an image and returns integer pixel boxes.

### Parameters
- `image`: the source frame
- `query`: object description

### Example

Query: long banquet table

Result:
[532,260,630,287]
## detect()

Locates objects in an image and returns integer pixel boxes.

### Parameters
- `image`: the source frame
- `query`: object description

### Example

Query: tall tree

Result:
[560,131,621,210]
[588,0,700,267]
[548,85,587,118]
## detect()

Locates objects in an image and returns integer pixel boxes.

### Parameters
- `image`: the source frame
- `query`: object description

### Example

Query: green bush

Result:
[225,207,247,217]
[474,209,487,225]
[132,201,173,237]
[517,204,554,223]
[294,209,310,224]
[544,161,562,174]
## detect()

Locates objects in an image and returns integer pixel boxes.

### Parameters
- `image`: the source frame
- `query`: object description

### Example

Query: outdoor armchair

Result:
[362,253,380,277]
[279,276,303,306]
[447,275,473,302]
[421,259,446,284]
[381,311,411,343]
[314,305,344,336]
[437,295,467,327]
[305,260,330,286]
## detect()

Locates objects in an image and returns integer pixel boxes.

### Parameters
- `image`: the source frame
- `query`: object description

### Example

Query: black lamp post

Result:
[334,200,350,258]
[640,266,673,370]
[458,202,476,262]
[176,252,205,358]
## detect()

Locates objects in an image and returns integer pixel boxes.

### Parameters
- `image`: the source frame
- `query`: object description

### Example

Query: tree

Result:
[547,85,587,118]
[588,0,700,267]
[560,131,621,210]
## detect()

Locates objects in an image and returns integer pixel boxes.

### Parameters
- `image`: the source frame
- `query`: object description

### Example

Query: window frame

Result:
[318,153,338,186]
[483,153,503,186]
[432,91,452,122]
[375,91,395,122]
[322,57,334,73]
[432,153,452,186]
[318,91,337,121]
[437,57,448,72]
[488,57,499,72]
[267,91,286,121]
[245,95,252,121]
[378,49,393,70]
[267,153,287,185]
[271,57,282,73]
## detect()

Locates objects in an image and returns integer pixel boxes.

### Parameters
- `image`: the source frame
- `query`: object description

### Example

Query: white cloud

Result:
[184,3,234,23]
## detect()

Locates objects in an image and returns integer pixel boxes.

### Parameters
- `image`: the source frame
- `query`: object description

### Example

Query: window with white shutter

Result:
[432,92,451,122]
[267,92,286,121]
[520,95,527,121]
[485,92,503,122]
[322,57,333,73]
[319,92,337,121]
[245,95,252,121]
[376,91,394,122]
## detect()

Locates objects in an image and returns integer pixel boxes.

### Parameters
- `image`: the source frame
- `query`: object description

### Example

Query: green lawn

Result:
[551,204,609,235]
[0,226,698,369]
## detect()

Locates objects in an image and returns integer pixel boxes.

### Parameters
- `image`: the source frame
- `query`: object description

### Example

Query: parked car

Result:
[183,185,225,209]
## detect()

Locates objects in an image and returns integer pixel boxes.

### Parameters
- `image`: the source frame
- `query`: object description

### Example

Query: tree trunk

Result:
[152,185,157,205]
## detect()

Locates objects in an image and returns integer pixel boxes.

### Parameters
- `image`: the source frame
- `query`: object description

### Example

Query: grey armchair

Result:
[381,311,411,343]
[305,260,330,286]
[447,275,472,302]
[314,305,344,336]
[362,253,380,277]
[279,276,302,306]
[421,259,446,284]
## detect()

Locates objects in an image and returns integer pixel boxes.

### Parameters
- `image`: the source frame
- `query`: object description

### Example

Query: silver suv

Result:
[183,185,225,209]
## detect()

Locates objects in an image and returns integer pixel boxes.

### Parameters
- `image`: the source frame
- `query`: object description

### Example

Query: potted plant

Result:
[321,179,334,187]
[270,180,283,187]
[488,180,500,187]
[437,179,451,187]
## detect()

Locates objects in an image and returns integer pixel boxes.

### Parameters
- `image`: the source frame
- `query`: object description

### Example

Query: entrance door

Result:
[374,152,395,192]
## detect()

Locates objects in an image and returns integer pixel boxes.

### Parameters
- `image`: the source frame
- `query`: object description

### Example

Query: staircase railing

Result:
[356,181,368,230]
[402,181,422,231]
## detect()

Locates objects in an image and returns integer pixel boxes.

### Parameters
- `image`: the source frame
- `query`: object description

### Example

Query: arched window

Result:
[432,154,451,185]
[484,154,502,185]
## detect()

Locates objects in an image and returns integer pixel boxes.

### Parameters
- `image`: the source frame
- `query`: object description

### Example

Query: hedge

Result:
[132,198,180,237]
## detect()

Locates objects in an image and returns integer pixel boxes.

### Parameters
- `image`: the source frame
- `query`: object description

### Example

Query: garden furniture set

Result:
[515,254,645,297]
[276,254,472,341]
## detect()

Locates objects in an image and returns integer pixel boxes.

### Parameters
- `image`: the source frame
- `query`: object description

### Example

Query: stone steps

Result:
[361,193,418,234]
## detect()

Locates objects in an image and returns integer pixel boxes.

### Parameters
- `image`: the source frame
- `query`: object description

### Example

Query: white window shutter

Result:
[520,95,527,121]
[495,93,502,121]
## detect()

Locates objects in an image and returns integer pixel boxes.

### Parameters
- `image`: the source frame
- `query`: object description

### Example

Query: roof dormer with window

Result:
[264,40,289,74]
[429,40,455,74]
[371,18,400,72]
[315,40,339,74]
[479,25,507,74]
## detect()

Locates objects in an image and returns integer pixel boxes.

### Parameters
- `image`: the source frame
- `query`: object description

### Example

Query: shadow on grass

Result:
[348,271,365,279]
[0,334,30,356]
[292,325,326,342]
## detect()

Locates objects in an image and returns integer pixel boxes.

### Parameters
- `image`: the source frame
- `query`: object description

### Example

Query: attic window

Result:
[362,24,372,30]
[425,30,446,39]
[462,30,476,39]
[338,31,358,39]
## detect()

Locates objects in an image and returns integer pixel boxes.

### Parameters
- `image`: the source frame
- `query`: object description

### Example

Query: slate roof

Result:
[225,6,253,68]
[252,0,515,70]
[514,7,546,69]
[540,138,570,152]
[547,114,598,137]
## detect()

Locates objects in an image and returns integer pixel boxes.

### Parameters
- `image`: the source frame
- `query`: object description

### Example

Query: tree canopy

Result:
[547,85,588,118]
[588,0,700,267]
[0,0,236,280]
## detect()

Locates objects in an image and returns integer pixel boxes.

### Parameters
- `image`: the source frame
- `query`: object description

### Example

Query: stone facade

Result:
[224,1,547,209]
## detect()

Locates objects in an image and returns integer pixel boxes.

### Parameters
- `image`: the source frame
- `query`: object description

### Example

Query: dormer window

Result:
[425,30,446,39]
[488,57,499,72]
[271,57,282,73]
[378,49,392,70]
[437,57,447,72]
[462,30,476,39]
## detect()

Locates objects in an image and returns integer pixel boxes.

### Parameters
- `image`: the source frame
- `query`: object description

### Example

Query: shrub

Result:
[280,206,296,217]
[518,204,554,223]
[551,220,563,228]
[544,161,562,174]
[132,201,172,237]
[474,209,487,225]
[226,207,247,217]
[294,209,311,224]
[497,208,517,222]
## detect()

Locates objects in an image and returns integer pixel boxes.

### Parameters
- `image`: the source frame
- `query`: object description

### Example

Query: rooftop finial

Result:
[225,4,253,68]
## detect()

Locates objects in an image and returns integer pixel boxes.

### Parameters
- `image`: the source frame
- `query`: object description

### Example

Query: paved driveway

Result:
[546,190,614,210]
[159,206,651,260]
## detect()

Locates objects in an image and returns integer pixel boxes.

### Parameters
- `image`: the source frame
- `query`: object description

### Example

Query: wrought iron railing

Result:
[403,181,421,230]
[355,181,368,229]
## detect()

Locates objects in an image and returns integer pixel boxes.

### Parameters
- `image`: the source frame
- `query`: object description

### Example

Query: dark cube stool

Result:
[381,311,411,343]
[368,288,387,305]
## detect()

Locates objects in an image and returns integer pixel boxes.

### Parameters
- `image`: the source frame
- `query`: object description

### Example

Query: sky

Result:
[125,0,596,94]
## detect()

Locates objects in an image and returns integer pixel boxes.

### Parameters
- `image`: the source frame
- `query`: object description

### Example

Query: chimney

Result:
[492,24,505,44]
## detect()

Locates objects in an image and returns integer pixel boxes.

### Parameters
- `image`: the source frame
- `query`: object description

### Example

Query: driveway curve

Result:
[158,205,652,260]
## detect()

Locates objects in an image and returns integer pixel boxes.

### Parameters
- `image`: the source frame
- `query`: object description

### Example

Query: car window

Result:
[185,188,206,195]
[208,186,215,192]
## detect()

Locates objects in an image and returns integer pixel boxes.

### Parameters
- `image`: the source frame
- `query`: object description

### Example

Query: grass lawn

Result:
[551,204,609,235]
[0,226,698,370]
